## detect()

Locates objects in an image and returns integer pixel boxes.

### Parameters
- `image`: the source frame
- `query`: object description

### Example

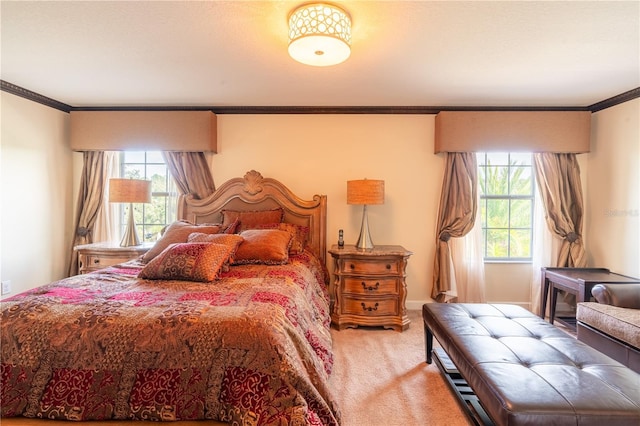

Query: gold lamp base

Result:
[120,203,141,247]
[355,205,374,250]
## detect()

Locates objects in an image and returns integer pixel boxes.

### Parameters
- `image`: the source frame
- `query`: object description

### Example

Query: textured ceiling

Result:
[1,1,639,108]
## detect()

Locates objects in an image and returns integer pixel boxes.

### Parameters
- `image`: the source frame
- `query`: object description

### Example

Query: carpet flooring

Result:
[329,309,471,426]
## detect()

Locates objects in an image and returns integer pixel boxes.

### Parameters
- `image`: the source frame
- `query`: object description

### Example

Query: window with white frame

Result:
[477,152,535,261]
[119,151,177,242]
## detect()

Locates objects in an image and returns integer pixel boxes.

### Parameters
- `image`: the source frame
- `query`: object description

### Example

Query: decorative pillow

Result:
[592,284,640,309]
[142,220,223,263]
[221,208,284,233]
[222,217,240,234]
[258,222,309,255]
[233,229,293,265]
[187,232,244,246]
[138,242,233,282]
[187,233,244,263]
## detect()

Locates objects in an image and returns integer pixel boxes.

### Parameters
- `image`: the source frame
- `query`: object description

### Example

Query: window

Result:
[119,151,177,242]
[477,152,535,261]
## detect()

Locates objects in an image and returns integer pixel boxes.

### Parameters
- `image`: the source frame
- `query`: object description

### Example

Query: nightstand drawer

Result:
[84,254,133,269]
[342,297,398,316]
[343,277,398,295]
[341,259,400,275]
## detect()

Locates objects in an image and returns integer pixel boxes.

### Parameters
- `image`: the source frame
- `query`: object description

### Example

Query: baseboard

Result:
[407,300,430,310]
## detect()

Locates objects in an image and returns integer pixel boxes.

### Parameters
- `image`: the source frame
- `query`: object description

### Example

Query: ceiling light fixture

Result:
[288,3,352,67]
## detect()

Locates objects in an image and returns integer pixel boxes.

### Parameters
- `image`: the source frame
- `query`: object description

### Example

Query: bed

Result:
[1,170,339,426]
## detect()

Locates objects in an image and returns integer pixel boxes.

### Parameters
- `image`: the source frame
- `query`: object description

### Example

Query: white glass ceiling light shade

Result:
[288,3,352,66]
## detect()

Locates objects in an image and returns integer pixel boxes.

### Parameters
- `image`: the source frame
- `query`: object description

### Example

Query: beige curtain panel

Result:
[432,152,478,301]
[162,151,216,200]
[67,151,107,276]
[533,152,587,268]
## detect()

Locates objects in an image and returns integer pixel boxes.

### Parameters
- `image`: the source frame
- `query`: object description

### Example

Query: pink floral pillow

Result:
[138,242,233,282]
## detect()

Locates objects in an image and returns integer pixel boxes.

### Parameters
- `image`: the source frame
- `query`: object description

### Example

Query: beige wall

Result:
[0,92,74,296]
[586,98,640,277]
[213,114,442,306]
[485,262,533,307]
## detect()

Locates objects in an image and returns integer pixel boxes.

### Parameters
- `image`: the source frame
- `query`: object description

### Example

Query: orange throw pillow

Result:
[233,229,293,265]
[221,208,284,233]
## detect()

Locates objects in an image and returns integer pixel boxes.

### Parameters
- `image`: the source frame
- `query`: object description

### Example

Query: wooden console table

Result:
[540,267,640,329]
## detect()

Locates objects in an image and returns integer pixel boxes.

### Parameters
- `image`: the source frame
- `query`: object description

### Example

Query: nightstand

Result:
[74,241,154,274]
[329,244,412,332]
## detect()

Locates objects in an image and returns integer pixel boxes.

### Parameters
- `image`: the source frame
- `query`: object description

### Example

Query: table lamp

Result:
[347,179,385,250]
[109,178,152,247]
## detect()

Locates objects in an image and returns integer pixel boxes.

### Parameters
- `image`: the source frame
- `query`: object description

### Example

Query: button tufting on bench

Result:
[423,303,640,426]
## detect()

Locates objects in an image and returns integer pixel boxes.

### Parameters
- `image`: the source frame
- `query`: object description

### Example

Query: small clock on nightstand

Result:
[329,244,412,332]
[74,241,153,274]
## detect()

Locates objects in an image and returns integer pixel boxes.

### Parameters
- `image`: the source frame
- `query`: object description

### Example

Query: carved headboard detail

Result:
[178,170,327,264]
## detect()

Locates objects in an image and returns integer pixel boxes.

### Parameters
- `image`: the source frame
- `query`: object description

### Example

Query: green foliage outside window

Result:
[478,153,534,260]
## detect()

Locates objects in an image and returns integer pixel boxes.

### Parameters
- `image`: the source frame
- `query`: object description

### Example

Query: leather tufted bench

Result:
[423,303,640,426]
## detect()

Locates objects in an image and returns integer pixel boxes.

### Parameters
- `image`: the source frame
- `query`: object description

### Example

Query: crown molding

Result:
[588,87,640,113]
[1,80,72,112]
[70,105,590,114]
[2,79,637,115]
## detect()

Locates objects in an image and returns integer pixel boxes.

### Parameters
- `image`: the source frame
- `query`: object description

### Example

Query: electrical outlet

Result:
[1,280,11,295]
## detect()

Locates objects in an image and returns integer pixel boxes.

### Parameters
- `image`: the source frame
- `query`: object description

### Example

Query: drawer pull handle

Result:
[386,264,391,269]
[361,302,379,312]
[93,259,100,264]
[350,264,355,269]
[362,282,380,291]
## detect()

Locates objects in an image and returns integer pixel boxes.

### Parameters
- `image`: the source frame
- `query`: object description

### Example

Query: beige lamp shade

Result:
[109,179,152,247]
[347,179,385,205]
[347,179,384,250]
[109,179,152,204]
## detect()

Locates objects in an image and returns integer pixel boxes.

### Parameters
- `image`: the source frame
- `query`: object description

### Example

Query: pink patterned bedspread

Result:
[1,250,340,425]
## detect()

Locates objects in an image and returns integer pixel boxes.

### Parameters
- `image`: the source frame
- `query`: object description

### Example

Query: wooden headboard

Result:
[178,170,328,264]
